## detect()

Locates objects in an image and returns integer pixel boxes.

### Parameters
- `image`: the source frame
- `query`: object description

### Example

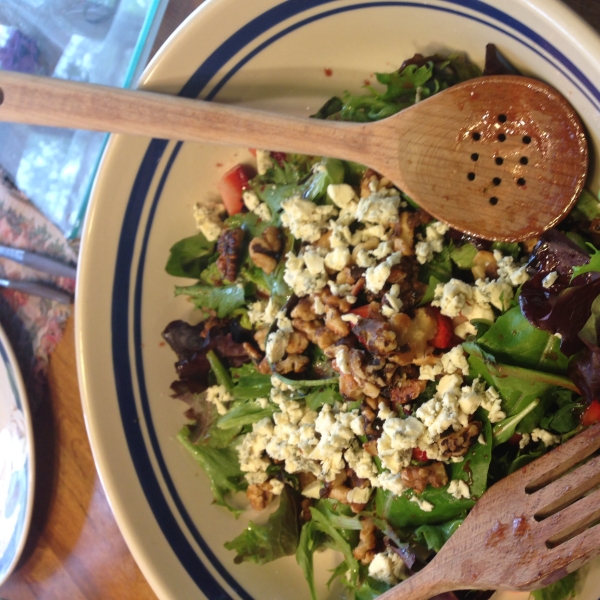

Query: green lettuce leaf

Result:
[174,282,252,318]
[225,486,300,564]
[165,232,215,278]
[177,425,246,515]
[531,571,578,600]
[414,519,463,552]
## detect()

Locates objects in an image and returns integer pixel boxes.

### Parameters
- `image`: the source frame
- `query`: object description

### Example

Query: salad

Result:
[162,45,600,600]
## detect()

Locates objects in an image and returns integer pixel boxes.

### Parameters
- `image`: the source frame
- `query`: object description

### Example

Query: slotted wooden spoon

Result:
[378,422,600,599]
[0,71,588,241]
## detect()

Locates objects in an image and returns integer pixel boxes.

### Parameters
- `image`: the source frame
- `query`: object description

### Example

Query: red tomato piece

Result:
[217,163,257,215]
[412,447,429,462]
[349,305,370,318]
[581,399,600,427]
[429,307,454,349]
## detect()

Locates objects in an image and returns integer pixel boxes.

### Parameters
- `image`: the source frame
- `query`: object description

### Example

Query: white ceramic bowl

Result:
[76,1,600,598]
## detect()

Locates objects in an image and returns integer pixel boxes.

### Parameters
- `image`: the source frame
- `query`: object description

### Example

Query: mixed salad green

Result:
[162,45,600,600]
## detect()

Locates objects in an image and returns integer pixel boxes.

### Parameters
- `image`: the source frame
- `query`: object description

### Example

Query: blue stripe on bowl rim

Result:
[108,1,600,598]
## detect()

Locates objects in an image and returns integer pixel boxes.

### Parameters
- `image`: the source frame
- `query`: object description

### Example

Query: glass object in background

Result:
[0,0,168,239]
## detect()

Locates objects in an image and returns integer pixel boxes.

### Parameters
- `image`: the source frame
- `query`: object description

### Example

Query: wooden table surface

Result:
[1,1,600,599]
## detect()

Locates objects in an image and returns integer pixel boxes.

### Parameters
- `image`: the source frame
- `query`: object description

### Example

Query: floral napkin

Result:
[0,168,77,406]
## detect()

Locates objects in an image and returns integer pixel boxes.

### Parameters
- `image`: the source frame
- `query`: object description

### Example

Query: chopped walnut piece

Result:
[438,421,482,458]
[216,227,244,281]
[292,318,322,343]
[257,356,272,375]
[389,378,427,405]
[290,296,317,321]
[319,290,352,313]
[242,341,263,361]
[254,326,269,351]
[249,226,282,274]
[392,210,431,255]
[360,169,381,198]
[401,461,448,494]
[247,482,274,510]
[471,250,498,281]
[325,307,351,337]
[315,327,342,352]
[353,518,377,564]
[339,373,364,400]
[275,354,309,374]
[353,318,398,355]
[286,330,309,355]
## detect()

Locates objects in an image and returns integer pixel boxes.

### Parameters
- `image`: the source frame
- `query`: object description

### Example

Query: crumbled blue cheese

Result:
[368,549,408,585]
[519,433,531,449]
[415,221,449,264]
[265,329,289,363]
[205,385,234,416]
[247,297,281,328]
[356,191,401,226]
[334,346,351,375]
[281,196,337,242]
[345,441,378,484]
[382,283,403,318]
[365,252,402,293]
[377,416,424,473]
[448,479,470,499]
[410,495,434,512]
[542,271,559,288]
[269,478,285,495]
[325,246,351,271]
[256,149,274,174]
[346,486,372,504]
[242,190,271,221]
[479,384,506,423]
[327,183,357,208]
[238,417,275,484]
[531,428,560,446]
[284,250,328,296]
[494,250,530,286]
[193,203,224,242]
[415,374,469,435]
[376,471,406,495]
[378,402,394,420]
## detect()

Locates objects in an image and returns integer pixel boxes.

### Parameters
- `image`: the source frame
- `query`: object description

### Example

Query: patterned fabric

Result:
[0,168,77,407]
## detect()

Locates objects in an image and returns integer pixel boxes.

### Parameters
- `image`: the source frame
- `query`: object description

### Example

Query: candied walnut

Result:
[286,330,309,355]
[438,421,482,458]
[319,289,352,313]
[291,297,317,321]
[254,326,269,351]
[353,518,377,564]
[314,230,332,249]
[336,265,365,285]
[392,210,432,255]
[388,308,437,366]
[401,462,449,494]
[362,439,378,456]
[360,168,381,198]
[472,250,498,281]
[325,307,351,337]
[339,373,364,400]
[316,327,342,352]
[249,226,282,274]
[275,354,309,374]
[257,356,272,375]
[389,378,427,405]
[292,318,322,343]
[247,482,274,510]
[242,341,263,361]
[353,318,398,355]
[329,483,352,503]
[216,228,244,281]
[300,498,313,522]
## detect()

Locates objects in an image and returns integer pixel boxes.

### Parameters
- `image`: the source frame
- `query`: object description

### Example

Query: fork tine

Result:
[538,486,600,547]
[529,454,600,519]
[544,522,600,579]
[522,423,600,493]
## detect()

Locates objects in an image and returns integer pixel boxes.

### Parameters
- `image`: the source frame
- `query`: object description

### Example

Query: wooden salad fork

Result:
[379,422,600,599]
[0,70,588,242]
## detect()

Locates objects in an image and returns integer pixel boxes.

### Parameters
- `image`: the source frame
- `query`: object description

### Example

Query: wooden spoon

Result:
[0,71,588,241]
[378,422,600,599]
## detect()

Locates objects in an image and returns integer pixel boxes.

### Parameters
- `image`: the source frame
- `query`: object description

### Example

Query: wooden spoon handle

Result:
[0,70,371,163]
[376,565,452,600]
